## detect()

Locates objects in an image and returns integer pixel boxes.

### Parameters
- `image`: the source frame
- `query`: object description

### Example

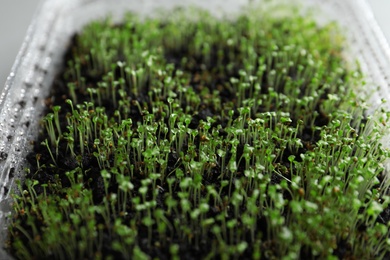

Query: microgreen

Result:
[6,4,390,260]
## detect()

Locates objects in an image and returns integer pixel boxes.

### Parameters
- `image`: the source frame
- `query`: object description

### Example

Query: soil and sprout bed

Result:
[5,6,390,260]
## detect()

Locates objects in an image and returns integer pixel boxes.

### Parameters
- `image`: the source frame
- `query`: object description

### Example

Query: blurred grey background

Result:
[0,0,389,88]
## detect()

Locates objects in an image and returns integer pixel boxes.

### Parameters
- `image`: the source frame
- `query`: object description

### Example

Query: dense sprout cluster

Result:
[7,7,390,259]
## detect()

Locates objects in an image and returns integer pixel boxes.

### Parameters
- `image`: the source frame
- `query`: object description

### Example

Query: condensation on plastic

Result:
[0,0,389,258]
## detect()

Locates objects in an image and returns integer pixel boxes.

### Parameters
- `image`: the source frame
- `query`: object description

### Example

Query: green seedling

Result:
[6,4,390,260]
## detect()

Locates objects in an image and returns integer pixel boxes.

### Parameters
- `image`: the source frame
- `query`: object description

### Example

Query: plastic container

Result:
[1,0,389,258]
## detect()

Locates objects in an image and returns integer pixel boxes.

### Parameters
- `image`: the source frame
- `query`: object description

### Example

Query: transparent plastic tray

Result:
[1,0,389,258]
